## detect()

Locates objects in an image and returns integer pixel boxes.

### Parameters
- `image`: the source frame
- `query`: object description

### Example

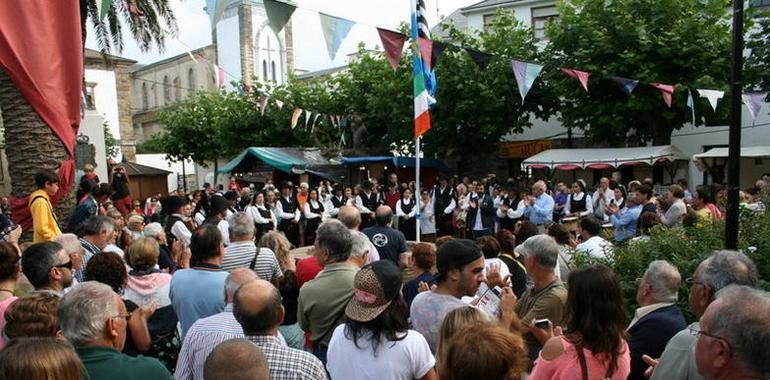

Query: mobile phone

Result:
[533,318,550,330]
[476,286,503,317]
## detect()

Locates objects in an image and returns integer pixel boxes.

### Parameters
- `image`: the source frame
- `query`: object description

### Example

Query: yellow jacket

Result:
[29,189,62,243]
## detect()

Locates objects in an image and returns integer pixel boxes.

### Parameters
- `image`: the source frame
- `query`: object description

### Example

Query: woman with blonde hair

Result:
[437,306,490,365]
[0,338,84,380]
[259,231,302,349]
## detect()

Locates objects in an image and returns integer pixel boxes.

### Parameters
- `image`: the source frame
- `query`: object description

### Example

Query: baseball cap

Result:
[434,239,483,281]
[345,261,402,322]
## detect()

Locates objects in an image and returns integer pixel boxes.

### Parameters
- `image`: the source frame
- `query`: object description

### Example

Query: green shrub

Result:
[570,207,770,323]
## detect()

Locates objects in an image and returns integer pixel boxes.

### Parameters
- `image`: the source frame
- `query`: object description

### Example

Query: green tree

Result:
[103,121,119,159]
[746,8,770,93]
[545,0,733,145]
[286,10,555,161]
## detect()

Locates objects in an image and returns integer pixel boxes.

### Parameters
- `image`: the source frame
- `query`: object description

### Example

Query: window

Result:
[483,14,497,30]
[187,68,196,96]
[151,84,157,108]
[85,82,97,110]
[141,83,148,110]
[749,0,770,7]
[173,77,181,101]
[531,6,558,40]
[271,61,276,81]
[262,60,268,80]
[163,76,171,104]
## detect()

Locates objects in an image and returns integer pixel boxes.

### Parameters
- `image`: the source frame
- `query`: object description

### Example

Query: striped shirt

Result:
[222,241,283,282]
[174,306,288,380]
[246,335,328,380]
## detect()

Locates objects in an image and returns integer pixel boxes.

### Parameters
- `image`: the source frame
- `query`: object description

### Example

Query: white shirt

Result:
[217,219,230,246]
[627,302,676,330]
[274,197,300,222]
[419,199,435,235]
[471,194,486,231]
[576,236,613,259]
[246,204,276,226]
[496,199,526,219]
[396,199,417,218]
[327,325,435,380]
[303,200,324,220]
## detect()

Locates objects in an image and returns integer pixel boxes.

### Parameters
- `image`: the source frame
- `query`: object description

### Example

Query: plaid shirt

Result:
[246,335,328,380]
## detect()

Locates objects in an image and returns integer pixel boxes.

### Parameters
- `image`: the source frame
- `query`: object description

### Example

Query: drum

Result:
[562,216,578,233]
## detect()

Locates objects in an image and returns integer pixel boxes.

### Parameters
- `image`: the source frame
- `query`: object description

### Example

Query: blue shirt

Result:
[523,194,555,224]
[170,267,229,339]
[610,204,642,242]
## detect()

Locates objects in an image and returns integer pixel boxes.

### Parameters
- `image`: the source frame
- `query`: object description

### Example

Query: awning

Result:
[218,147,340,174]
[692,146,770,172]
[340,156,450,172]
[523,145,684,171]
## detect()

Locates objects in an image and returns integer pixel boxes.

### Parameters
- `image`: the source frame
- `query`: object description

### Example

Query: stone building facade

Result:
[129,45,218,145]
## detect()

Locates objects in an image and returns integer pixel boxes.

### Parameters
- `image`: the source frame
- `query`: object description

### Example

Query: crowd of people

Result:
[0,167,767,379]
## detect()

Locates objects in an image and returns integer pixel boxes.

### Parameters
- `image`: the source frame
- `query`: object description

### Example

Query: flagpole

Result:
[415,137,421,242]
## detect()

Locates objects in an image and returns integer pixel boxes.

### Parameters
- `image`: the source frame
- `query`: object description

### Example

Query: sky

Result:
[85,0,480,71]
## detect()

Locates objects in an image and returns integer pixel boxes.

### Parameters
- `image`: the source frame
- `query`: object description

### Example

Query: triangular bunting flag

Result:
[431,41,449,69]
[611,76,639,95]
[258,94,270,116]
[275,99,284,110]
[467,49,493,70]
[697,89,725,112]
[560,68,591,92]
[377,28,407,71]
[290,109,302,129]
[511,60,544,102]
[417,37,433,72]
[206,0,233,25]
[96,0,111,20]
[319,13,355,60]
[687,90,697,126]
[264,0,296,34]
[304,110,312,128]
[742,92,768,120]
[335,115,342,127]
[208,63,226,88]
[650,83,675,108]
[312,113,321,128]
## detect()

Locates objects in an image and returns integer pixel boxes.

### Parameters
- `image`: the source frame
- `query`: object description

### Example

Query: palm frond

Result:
[83,0,178,54]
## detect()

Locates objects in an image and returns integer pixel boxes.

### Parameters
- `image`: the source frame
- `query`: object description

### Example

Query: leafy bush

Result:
[571,207,770,323]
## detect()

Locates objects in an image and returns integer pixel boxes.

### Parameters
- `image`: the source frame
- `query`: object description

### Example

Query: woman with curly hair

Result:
[0,241,20,349]
[259,231,302,349]
[529,264,630,380]
[438,324,528,380]
[85,252,156,357]
[3,293,62,341]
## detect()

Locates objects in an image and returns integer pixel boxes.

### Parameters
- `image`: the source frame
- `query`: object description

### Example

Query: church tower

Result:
[213,0,293,87]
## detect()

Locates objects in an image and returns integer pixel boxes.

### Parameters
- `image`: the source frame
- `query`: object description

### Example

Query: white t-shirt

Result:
[327,325,435,380]
[576,236,614,259]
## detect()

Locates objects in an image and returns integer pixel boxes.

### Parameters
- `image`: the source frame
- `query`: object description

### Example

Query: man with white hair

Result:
[522,180,555,232]
[54,233,85,283]
[60,281,172,379]
[694,285,770,380]
[627,260,686,380]
[347,232,371,268]
[175,268,259,380]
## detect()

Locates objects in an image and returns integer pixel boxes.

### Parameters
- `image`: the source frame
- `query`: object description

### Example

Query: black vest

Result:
[256,206,274,230]
[331,196,347,208]
[360,192,379,210]
[309,200,324,214]
[435,186,453,210]
[400,198,415,215]
[570,193,588,213]
[278,197,296,218]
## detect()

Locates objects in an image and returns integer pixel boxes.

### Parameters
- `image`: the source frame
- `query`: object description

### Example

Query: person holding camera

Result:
[111,165,133,216]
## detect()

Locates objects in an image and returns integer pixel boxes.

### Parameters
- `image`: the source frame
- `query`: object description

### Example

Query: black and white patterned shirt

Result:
[221,241,283,282]
[246,335,328,380]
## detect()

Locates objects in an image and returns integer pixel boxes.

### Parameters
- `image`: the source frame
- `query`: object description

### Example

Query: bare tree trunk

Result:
[0,68,75,235]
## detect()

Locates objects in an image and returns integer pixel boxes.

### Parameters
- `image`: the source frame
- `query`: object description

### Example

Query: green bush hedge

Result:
[571,206,770,323]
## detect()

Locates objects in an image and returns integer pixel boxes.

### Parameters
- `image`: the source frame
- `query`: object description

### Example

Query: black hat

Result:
[434,239,483,281]
[210,196,230,216]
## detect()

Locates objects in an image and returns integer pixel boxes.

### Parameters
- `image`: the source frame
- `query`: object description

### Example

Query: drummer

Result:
[562,180,594,218]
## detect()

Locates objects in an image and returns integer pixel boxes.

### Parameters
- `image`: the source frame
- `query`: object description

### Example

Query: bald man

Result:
[204,339,269,380]
[234,280,327,380]
[362,205,408,268]
[175,268,259,380]
[337,205,379,263]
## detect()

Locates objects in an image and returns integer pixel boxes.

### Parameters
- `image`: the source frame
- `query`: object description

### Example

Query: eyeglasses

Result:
[111,312,131,322]
[50,261,73,271]
[685,277,705,287]
[689,326,732,352]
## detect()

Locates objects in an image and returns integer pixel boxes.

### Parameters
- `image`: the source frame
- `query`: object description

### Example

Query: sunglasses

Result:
[50,261,73,271]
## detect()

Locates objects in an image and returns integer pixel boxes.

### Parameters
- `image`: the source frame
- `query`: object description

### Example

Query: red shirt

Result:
[296,256,322,288]
[385,191,401,211]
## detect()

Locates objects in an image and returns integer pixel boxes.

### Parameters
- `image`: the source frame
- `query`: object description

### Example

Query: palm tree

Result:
[0,0,177,229]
